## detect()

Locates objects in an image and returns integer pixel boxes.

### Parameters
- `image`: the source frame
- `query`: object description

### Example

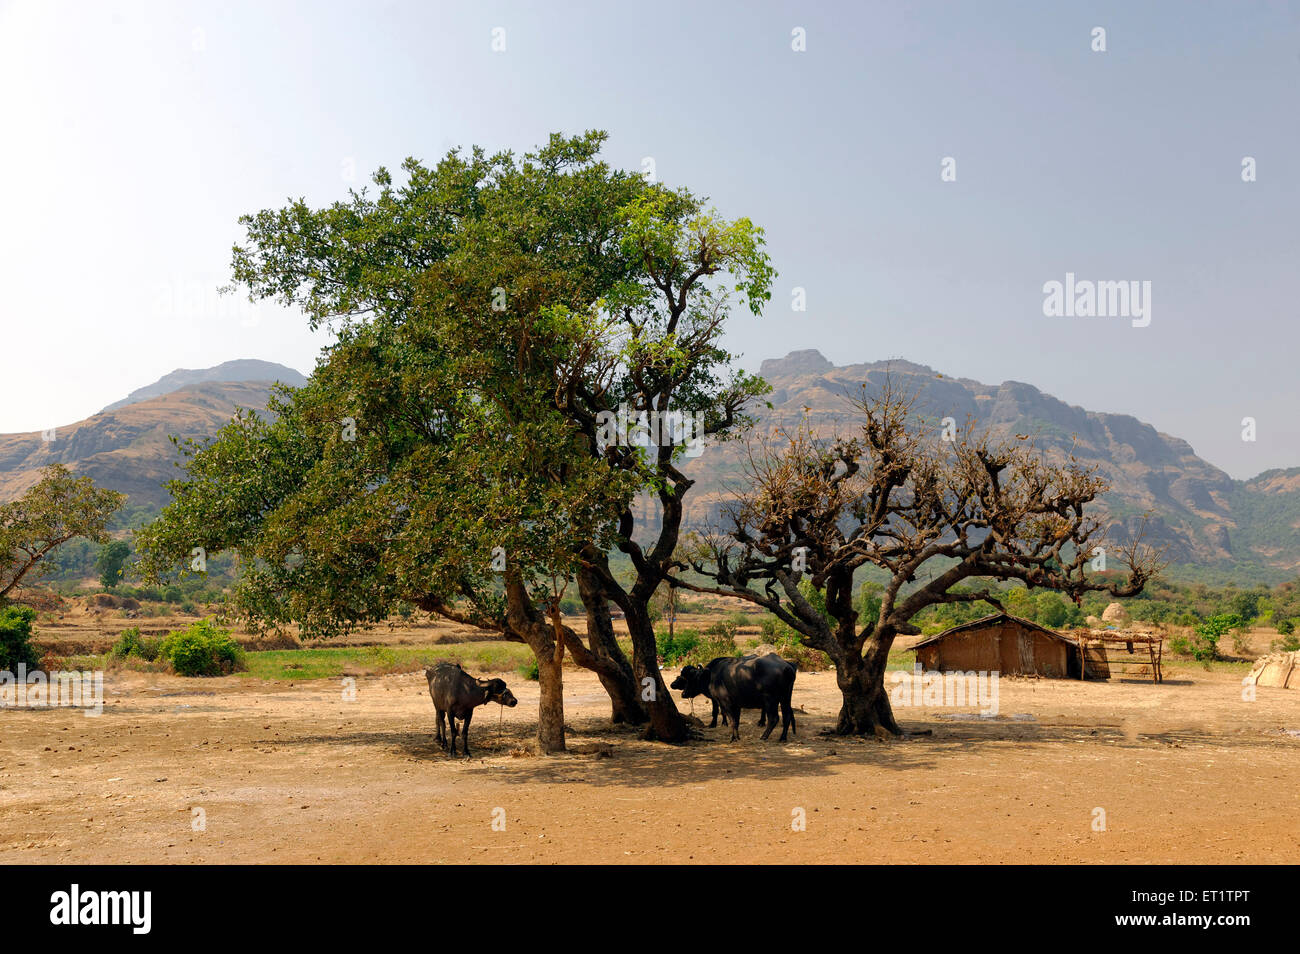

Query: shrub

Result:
[1183,613,1243,662]
[657,628,702,666]
[0,606,41,672]
[770,630,831,671]
[159,619,245,676]
[676,622,740,667]
[110,626,161,662]
[1273,632,1300,653]
[518,658,540,681]
[1277,618,1295,636]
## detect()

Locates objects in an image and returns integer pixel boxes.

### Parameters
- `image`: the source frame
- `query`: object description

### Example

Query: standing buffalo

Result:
[425,662,518,757]
[671,656,758,728]
[671,654,797,741]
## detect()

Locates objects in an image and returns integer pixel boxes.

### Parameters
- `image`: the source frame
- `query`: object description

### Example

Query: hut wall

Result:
[1254,655,1297,688]
[919,620,1073,677]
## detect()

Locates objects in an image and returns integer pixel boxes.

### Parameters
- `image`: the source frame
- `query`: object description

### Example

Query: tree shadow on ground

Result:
[271,706,1294,789]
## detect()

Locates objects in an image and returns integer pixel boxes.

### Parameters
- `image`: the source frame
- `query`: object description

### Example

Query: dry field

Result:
[2,615,1298,864]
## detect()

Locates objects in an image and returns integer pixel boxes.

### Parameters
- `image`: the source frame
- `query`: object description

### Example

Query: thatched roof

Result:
[1248,651,1299,689]
[912,613,1078,651]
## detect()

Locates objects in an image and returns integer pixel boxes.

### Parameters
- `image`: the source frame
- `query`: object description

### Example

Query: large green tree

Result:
[137,131,772,748]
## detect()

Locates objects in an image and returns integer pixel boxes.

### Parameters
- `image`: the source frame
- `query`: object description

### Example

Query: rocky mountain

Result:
[3,352,1299,580]
[677,351,1300,580]
[0,363,303,511]
[101,359,306,412]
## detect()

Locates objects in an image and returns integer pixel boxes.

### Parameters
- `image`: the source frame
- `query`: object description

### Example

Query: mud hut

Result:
[1248,651,1300,689]
[913,613,1099,679]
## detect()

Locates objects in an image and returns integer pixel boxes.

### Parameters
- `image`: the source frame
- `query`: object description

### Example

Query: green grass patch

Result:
[1162,657,1253,675]
[238,642,534,681]
[885,649,918,671]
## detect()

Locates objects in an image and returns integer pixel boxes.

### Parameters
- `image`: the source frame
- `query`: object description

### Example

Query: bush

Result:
[678,622,740,667]
[518,658,539,681]
[1277,618,1295,636]
[110,626,161,662]
[160,619,245,676]
[1274,632,1300,653]
[657,628,702,666]
[0,606,41,672]
[1182,613,1243,662]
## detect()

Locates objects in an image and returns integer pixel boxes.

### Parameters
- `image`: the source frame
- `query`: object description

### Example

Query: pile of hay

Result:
[1101,602,1129,624]
[1248,651,1300,689]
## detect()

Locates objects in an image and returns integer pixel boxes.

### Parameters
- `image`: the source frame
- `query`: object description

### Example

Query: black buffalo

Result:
[671,654,796,741]
[670,656,765,728]
[425,662,518,757]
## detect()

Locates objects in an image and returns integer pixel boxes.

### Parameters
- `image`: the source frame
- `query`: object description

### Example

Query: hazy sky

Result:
[2,0,1297,478]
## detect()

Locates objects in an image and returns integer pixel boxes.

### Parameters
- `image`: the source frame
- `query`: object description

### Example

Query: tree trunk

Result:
[624,607,687,742]
[577,568,647,725]
[503,577,567,754]
[535,652,566,754]
[580,653,645,726]
[834,644,902,737]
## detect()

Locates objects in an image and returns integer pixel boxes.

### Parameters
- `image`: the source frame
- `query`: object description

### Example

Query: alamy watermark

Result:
[1,664,104,717]
[1042,272,1151,328]
[595,403,704,458]
[889,664,999,716]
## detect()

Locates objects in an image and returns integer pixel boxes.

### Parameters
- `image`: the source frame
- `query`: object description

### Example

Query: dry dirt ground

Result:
[2,658,1298,864]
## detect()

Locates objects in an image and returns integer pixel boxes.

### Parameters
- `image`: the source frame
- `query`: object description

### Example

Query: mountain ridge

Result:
[2,352,1299,580]
[683,351,1300,576]
[101,359,306,412]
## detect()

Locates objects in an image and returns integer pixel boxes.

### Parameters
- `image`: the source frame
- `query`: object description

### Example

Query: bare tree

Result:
[675,381,1165,737]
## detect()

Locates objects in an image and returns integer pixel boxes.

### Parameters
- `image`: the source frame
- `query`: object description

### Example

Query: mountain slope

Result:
[102,359,306,412]
[3,351,1299,579]
[0,378,290,511]
[679,351,1295,576]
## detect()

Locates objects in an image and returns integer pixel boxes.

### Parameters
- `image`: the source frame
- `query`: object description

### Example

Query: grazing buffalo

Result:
[425,662,518,757]
[671,656,764,727]
[672,654,796,741]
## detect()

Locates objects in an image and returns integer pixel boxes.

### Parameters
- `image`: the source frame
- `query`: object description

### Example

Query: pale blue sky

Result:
[1,0,1297,478]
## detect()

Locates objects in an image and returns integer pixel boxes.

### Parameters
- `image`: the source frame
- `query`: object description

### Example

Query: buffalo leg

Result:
[436,708,447,749]
[710,698,720,727]
[760,697,778,740]
[779,698,792,741]
[447,715,458,757]
[461,710,473,758]
[728,702,742,742]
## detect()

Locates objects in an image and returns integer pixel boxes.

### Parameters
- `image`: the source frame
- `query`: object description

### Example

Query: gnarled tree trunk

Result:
[577,568,646,725]
[503,577,568,753]
[624,606,687,742]
[834,639,902,737]
[534,652,566,753]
